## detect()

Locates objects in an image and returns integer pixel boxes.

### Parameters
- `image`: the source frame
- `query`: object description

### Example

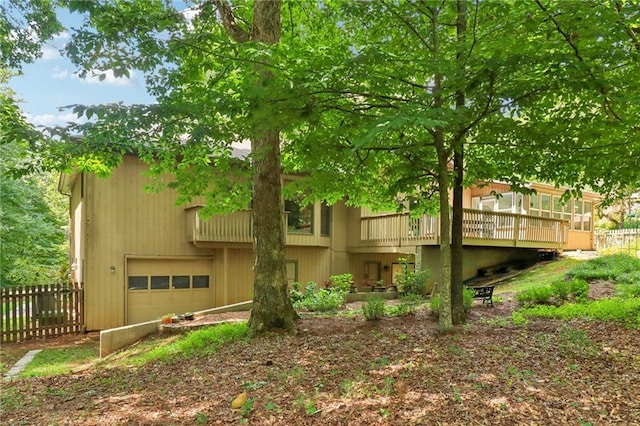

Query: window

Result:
[552,196,572,223]
[497,193,513,212]
[529,193,539,216]
[364,261,381,282]
[172,275,190,289]
[285,194,313,233]
[193,275,210,289]
[286,260,299,285]
[128,272,211,290]
[151,276,170,290]
[128,276,148,290]
[573,200,592,231]
[540,194,551,218]
[320,202,331,236]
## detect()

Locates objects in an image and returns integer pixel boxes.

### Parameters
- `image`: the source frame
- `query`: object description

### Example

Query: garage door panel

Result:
[127,258,214,325]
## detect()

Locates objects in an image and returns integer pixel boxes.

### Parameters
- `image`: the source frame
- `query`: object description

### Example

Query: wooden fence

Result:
[595,229,640,252]
[1,282,85,343]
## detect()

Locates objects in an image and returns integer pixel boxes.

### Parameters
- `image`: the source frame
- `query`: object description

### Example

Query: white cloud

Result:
[39,31,68,60]
[51,66,69,79]
[82,69,136,87]
[28,113,57,126]
[27,112,87,127]
[41,45,61,60]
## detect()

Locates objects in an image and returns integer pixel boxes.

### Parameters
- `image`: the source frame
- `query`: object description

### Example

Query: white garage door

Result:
[127,258,214,325]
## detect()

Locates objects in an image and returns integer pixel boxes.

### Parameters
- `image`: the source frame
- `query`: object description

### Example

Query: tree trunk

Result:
[431,5,453,331]
[436,132,453,331]
[216,0,298,334]
[451,0,468,325]
[247,128,298,333]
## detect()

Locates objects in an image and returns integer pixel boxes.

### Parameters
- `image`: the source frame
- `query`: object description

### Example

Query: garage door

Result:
[127,258,214,325]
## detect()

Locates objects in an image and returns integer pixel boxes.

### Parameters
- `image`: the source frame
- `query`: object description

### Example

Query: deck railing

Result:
[360,209,567,249]
[186,207,330,247]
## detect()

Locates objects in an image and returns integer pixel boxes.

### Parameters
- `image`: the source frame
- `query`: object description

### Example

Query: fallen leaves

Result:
[2,290,640,425]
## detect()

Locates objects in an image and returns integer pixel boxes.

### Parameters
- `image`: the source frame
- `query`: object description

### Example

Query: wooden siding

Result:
[83,156,206,330]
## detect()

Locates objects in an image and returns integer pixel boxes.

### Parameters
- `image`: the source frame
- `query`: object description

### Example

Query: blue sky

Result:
[9,8,157,128]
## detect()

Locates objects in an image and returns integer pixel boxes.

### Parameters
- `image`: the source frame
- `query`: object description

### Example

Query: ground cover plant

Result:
[2,255,640,425]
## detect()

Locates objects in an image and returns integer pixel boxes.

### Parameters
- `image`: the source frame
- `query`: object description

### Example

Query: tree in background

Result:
[1,139,68,286]
[1,2,67,286]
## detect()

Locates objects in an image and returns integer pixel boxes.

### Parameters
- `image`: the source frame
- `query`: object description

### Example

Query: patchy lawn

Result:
[2,283,639,425]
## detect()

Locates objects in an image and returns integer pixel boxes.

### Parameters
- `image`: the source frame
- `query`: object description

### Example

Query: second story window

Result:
[285,193,313,233]
[320,202,331,236]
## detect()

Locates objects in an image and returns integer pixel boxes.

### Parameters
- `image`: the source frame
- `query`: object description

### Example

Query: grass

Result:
[110,322,250,367]
[496,257,581,294]
[566,254,640,283]
[19,341,98,378]
[519,297,640,327]
[10,322,250,379]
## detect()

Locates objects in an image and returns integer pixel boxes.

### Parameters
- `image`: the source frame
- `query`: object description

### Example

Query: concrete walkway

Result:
[3,349,42,380]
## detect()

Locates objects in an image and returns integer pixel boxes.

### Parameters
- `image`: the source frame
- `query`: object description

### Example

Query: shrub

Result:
[394,294,423,316]
[463,288,475,311]
[430,295,440,316]
[329,273,354,294]
[516,286,553,307]
[568,278,589,302]
[363,296,386,320]
[395,257,431,297]
[567,254,640,282]
[292,281,345,312]
[551,280,570,302]
[290,282,305,304]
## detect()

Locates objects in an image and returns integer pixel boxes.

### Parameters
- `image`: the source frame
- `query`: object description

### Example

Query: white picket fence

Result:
[595,229,640,252]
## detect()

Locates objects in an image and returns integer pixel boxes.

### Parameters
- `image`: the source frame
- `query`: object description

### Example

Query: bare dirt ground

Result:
[2,282,639,425]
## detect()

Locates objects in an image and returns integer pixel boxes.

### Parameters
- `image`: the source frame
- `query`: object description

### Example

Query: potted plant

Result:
[160,313,175,324]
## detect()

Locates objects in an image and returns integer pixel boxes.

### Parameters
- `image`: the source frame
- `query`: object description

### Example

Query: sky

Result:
[8,8,157,129]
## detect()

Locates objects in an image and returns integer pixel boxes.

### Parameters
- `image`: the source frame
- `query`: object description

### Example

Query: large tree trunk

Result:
[431,5,453,331]
[216,0,298,334]
[248,129,298,333]
[436,132,453,331]
[451,0,468,325]
[451,144,464,325]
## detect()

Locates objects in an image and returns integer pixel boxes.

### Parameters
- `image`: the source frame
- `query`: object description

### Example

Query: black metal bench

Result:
[466,285,494,307]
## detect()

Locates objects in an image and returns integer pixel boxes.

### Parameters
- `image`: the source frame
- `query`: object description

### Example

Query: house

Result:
[58,155,601,330]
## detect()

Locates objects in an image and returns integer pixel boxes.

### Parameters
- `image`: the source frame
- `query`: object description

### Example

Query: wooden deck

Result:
[186,206,567,251]
[355,209,567,251]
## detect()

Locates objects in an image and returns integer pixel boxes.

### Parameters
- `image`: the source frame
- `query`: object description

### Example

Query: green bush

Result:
[290,282,305,304]
[519,297,640,327]
[463,288,475,311]
[551,280,570,302]
[430,295,440,316]
[329,273,354,294]
[516,286,553,307]
[568,278,589,302]
[549,278,589,303]
[292,281,345,312]
[394,294,423,316]
[363,296,386,320]
[567,254,640,282]
[395,257,430,297]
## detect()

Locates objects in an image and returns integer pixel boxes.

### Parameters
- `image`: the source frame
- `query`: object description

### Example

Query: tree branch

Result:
[212,0,250,43]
